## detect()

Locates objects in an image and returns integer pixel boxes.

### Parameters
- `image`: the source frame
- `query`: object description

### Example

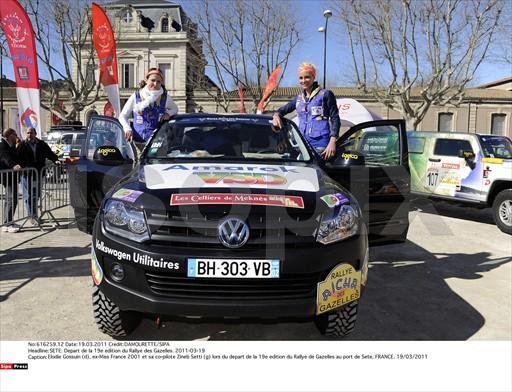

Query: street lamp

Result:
[318,9,332,89]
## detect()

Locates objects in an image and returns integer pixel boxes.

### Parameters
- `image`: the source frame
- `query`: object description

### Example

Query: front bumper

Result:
[91,221,368,318]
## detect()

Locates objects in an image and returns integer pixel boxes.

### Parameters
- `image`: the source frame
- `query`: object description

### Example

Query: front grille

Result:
[146,209,318,249]
[145,270,322,300]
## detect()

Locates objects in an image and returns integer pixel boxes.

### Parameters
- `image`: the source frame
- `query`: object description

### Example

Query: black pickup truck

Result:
[68,114,410,338]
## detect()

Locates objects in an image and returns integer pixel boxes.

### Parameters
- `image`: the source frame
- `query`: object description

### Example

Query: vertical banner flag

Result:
[257,65,281,114]
[238,82,246,113]
[0,0,41,138]
[91,2,120,118]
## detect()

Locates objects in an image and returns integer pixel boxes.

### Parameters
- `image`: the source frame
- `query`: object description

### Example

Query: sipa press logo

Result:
[0,363,29,370]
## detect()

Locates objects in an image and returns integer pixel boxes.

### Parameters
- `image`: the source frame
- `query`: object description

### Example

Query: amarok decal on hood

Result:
[144,164,319,192]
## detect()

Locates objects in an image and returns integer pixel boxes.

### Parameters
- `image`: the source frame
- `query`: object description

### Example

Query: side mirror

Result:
[333,150,366,166]
[93,146,130,165]
[458,149,476,169]
[458,149,475,160]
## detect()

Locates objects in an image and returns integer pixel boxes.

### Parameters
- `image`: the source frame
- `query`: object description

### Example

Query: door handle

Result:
[428,158,441,162]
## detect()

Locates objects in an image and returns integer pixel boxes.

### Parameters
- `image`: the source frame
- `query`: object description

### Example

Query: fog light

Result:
[110,263,125,281]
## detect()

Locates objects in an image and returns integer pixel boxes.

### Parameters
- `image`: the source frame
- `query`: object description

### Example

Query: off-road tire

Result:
[92,286,140,337]
[492,189,512,235]
[315,300,358,338]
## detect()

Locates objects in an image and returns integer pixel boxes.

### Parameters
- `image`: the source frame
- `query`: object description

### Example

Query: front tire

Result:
[92,286,141,337]
[492,190,512,235]
[315,300,358,338]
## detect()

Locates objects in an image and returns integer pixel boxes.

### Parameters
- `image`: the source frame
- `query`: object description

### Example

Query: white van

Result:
[407,131,512,234]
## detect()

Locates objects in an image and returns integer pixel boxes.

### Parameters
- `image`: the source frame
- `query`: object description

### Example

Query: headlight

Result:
[316,204,359,244]
[103,199,150,242]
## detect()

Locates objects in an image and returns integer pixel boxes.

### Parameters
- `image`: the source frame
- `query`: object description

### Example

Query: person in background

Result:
[272,63,340,160]
[119,67,178,151]
[0,128,22,232]
[17,127,60,225]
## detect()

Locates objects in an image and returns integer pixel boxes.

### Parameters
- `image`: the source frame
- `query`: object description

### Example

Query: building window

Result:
[438,113,453,132]
[161,18,169,32]
[491,113,506,136]
[123,10,133,23]
[158,63,172,88]
[121,64,134,88]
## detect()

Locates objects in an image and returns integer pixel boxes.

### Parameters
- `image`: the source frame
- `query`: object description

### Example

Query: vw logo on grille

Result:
[218,217,250,249]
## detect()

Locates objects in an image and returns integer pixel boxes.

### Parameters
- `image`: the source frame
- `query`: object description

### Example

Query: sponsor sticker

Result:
[94,240,180,270]
[145,164,319,192]
[316,263,361,315]
[482,157,504,164]
[98,147,117,156]
[442,162,460,170]
[112,188,143,203]
[91,247,104,285]
[320,193,349,208]
[425,163,461,196]
[170,193,304,209]
[341,152,359,160]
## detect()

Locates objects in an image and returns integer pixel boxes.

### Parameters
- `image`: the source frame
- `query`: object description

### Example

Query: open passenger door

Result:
[68,115,138,233]
[324,119,410,245]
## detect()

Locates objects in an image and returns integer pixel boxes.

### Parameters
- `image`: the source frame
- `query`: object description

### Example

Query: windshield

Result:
[479,135,512,159]
[145,118,311,162]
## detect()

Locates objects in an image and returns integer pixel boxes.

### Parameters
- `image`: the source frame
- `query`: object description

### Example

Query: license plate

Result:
[187,259,280,278]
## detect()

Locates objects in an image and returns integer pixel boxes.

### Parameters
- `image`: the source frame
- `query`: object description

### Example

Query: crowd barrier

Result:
[39,163,69,227]
[0,163,69,231]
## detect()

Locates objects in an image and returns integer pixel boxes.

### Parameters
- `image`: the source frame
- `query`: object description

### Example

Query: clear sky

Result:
[262,0,512,87]
[1,0,511,88]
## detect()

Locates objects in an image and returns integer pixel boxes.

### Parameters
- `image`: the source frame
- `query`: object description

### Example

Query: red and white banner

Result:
[91,3,120,118]
[257,65,281,114]
[238,82,246,114]
[0,0,41,138]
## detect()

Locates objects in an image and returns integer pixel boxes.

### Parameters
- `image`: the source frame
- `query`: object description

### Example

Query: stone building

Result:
[78,0,206,123]
[199,78,512,138]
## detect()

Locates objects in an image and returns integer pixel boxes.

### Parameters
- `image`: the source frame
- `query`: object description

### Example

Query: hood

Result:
[109,162,351,216]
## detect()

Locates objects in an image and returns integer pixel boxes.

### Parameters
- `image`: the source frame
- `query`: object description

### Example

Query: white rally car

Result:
[408,131,512,234]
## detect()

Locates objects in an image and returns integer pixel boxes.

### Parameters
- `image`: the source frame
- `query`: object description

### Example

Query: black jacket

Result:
[17,138,59,172]
[0,137,20,186]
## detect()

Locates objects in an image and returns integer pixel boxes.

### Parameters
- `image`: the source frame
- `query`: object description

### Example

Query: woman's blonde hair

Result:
[298,63,317,79]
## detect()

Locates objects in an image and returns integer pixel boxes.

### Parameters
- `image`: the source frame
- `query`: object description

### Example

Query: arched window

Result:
[123,10,133,23]
[161,18,169,32]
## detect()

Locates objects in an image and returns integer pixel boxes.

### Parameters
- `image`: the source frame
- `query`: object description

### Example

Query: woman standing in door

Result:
[119,68,178,149]
[272,63,340,160]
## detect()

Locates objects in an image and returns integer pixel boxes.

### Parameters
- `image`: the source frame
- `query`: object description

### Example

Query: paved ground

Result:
[0,201,510,341]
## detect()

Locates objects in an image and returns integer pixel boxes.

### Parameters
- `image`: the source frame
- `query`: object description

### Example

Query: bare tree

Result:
[333,0,504,129]
[190,0,301,113]
[25,0,101,122]
[489,0,512,65]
